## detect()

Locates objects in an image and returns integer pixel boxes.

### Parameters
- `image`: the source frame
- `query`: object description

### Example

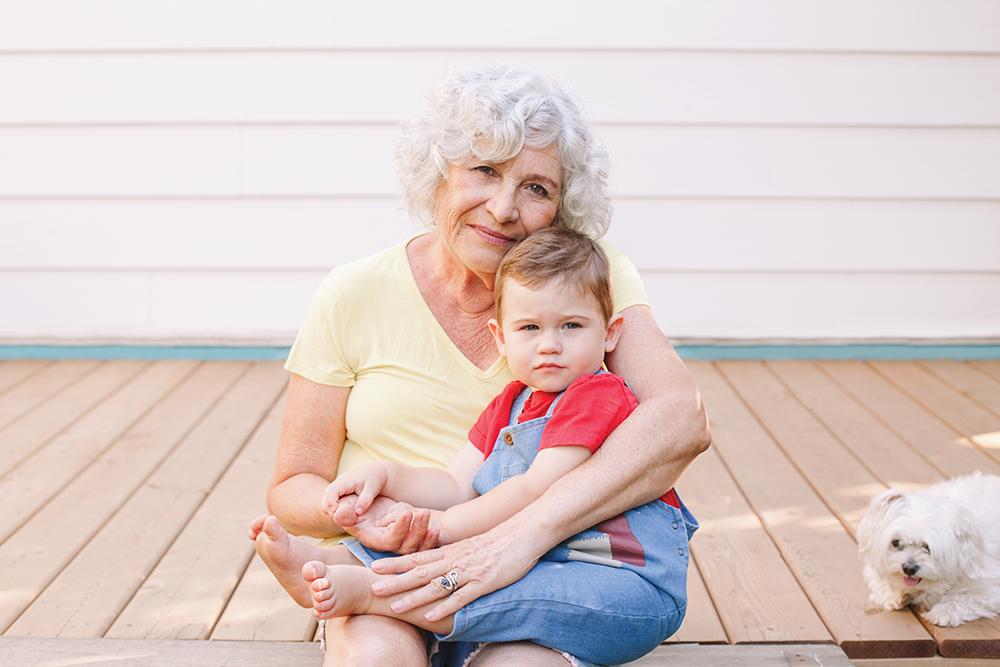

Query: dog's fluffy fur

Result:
[857,472,1000,626]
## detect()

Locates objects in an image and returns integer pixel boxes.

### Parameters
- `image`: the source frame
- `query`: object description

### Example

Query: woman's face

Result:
[433,144,563,284]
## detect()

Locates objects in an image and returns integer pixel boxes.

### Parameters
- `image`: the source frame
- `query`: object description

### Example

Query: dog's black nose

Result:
[903,564,919,576]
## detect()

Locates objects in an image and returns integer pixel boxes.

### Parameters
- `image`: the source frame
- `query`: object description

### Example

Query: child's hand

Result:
[321,462,390,517]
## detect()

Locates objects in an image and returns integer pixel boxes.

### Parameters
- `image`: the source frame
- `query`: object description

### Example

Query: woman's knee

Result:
[468,641,571,667]
[323,616,428,667]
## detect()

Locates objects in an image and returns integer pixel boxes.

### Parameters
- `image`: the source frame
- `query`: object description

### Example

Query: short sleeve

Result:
[598,239,649,315]
[538,374,638,453]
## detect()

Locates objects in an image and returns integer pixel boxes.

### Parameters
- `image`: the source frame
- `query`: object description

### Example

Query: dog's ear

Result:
[857,489,905,555]
[943,502,986,578]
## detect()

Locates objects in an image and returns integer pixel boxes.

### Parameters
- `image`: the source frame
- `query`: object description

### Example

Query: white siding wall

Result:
[1,0,998,346]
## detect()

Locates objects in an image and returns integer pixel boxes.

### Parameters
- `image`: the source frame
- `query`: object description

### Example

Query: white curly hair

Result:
[395,64,612,237]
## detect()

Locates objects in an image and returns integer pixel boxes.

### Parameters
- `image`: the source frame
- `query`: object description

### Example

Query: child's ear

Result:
[488,318,506,354]
[604,313,624,354]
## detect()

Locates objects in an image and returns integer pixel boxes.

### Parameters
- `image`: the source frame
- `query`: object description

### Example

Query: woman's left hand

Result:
[369,520,541,621]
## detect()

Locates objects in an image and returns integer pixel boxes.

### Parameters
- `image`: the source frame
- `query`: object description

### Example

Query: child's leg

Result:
[249,514,362,608]
[303,561,455,637]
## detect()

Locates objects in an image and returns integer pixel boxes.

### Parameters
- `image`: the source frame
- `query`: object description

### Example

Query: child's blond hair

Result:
[495,227,614,325]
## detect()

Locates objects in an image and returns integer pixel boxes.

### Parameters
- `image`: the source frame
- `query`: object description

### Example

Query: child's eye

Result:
[520,324,539,331]
[563,322,581,329]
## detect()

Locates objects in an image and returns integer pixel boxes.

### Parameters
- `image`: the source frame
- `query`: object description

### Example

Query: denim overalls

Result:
[346,377,698,666]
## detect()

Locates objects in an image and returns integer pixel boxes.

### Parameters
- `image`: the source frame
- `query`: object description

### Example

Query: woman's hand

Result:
[369,518,542,622]
[337,495,440,554]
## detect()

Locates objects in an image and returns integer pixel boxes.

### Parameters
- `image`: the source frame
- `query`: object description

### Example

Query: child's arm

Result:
[323,443,482,518]
[430,444,592,545]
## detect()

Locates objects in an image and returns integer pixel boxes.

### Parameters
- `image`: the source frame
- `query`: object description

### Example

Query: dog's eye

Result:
[922,543,930,554]
[891,539,901,549]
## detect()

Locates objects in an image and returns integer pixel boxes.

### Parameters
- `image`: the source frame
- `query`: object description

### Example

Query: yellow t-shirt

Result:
[285,233,649,477]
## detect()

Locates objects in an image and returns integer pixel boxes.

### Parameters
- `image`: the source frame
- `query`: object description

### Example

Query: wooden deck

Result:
[1,357,999,666]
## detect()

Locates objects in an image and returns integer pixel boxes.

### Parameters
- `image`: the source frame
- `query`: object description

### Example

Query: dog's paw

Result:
[869,586,907,611]
[923,603,969,627]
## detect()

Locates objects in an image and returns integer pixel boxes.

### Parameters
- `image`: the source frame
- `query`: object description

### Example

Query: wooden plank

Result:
[817,361,1000,478]
[0,359,178,544]
[972,360,1000,384]
[870,361,1000,464]
[716,360,879,532]
[0,358,98,432]
[0,361,245,633]
[4,362,287,638]
[666,558,729,644]
[0,636,323,667]
[211,552,317,642]
[919,360,1000,418]
[0,359,50,395]
[625,643,856,666]
[689,361,935,659]
[0,359,146,480]
[107,389,287,639]
[767,360,945,497]
[0,637,857,667]
[922,616,1000,659]
[0,0,996,53]
[677,445,831,643]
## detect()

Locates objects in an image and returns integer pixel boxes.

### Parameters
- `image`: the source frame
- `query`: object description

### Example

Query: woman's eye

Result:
[528,183,548,197]
[476,165,497,176]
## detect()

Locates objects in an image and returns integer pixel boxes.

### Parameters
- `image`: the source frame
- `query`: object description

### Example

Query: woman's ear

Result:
[488,318,506,354]
[604,313,624,354]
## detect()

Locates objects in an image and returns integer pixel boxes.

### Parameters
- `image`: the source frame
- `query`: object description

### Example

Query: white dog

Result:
[857,472,1000,627]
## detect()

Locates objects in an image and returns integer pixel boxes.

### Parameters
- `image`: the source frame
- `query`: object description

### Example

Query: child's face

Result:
[489,279,623,393]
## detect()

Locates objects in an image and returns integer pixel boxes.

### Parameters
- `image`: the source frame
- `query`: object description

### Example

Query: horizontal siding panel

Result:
[0,271,326,346]
[608,199,1000,272]
[3,125,999,199]
[645,273,1000,341]
[2,1,997,53]
[3,51,998,126]
[3,199,999,273]
[0,199,415,269]
[1,272,997,345]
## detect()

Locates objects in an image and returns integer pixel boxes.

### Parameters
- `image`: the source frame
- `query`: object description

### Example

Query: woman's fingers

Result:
[396,510,430,554]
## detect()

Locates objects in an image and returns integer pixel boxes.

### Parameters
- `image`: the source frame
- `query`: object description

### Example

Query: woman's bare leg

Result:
[468,641,572,666]
[304,561,455,636]
[322,616,428,667]
[249,514,360,607]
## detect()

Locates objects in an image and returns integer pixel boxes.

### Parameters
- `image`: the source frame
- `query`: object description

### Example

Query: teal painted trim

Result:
[675,345,1000,360]
[0,346,291,361]
[1,344,998,361]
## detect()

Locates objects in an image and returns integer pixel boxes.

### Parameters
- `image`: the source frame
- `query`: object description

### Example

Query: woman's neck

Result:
[407,232,501,370]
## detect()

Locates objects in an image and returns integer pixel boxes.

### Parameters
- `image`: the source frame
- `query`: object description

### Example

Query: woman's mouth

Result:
[471,226,515,246]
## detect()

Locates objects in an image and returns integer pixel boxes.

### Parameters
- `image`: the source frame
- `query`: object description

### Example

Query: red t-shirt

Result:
[469,373,637,458]
[468,372,681,509]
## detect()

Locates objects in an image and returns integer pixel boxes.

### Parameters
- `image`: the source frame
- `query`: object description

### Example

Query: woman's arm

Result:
[369,305,710,618]
[267,373,351,538]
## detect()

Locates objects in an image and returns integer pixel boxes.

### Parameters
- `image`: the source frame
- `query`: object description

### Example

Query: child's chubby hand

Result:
[333,496,440,554]
[321,462,390,518]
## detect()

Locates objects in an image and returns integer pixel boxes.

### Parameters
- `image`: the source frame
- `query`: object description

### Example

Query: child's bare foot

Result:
[249,514,357,608]
[304,561,378,619]
[304,560,455,636]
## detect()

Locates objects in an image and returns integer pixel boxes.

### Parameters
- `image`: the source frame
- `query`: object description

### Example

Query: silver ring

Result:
[440,570,460,592]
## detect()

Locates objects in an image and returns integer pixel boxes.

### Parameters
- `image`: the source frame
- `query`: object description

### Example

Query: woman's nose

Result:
[485,182,519,224]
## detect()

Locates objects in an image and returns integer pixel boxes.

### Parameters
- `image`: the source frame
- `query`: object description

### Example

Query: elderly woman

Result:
[266,65,710,667]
